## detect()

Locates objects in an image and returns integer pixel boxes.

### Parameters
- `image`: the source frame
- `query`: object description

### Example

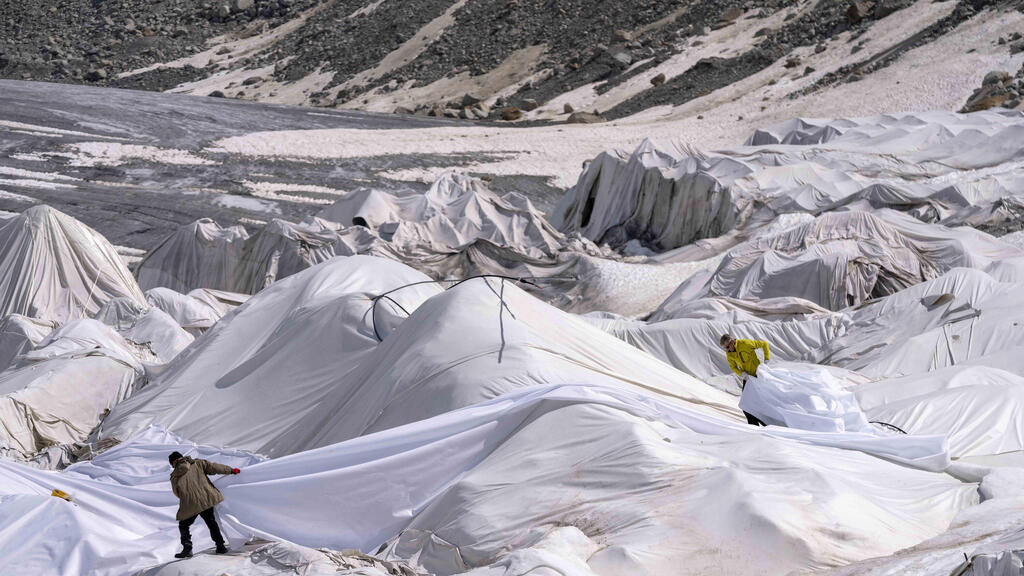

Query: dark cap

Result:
[719,334,732,347]
[168,451,184,466]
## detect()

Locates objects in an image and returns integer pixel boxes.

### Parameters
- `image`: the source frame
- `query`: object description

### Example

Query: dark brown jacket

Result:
[170,457,233,521]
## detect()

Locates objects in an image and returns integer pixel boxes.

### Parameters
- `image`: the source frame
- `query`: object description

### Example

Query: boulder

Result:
[1011,40,1024,55]
[521,98,539,111]
[563,103,575,114]
[650,72,666,86]
[501,107,523,121]
[847,1,874,25]
[784,56,801,69]
[613,29,634,42]
[85,68,107,81]
[208,90,226,98]
[567,111,607,124]
[234,0,254,12]
[461,93,482,107]
[392,106,414,115]
[242,76,263,85]
[983,71,1010,86]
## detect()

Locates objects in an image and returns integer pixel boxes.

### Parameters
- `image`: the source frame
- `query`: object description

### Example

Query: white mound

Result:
[0,205,146,323]
[135,218,249,293]
[0,319,142,459]
[318,172,563,256]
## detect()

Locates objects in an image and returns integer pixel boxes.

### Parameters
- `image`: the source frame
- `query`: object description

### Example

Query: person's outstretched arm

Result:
[758,341,771,363]
[199,459,238,475]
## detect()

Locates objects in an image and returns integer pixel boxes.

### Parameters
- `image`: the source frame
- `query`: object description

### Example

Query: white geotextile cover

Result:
[95,297,194,363]
[100,256,445,455]
[688,210,1022,310]
[317,172,564,257]
[0,314,57,372]
[145,287,223,331]
[554,111,1024,252]
[0,380,967,576]
[0,205,146,323]
[739,364,872,433]
[596,314,845,381]
[100,255,744,456]
[854,364,1024,463]
[806,267,1024,378]
[135,218,249,293]
[0,319,143,458]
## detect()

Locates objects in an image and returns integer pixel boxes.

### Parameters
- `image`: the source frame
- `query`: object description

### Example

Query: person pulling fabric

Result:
[719,334,770,426]
[168,451,240,558]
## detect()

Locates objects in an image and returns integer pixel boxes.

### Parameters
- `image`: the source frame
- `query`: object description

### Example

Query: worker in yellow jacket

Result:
[719,334,770,426]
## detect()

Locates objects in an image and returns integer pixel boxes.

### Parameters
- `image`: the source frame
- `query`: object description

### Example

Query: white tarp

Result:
[0,205,146,323]
[0,314,57,373]
[0,319,142,459]
[0,380,968,576]
[739,364,873,433]
[317,172,563,257]
[135,218,249,293]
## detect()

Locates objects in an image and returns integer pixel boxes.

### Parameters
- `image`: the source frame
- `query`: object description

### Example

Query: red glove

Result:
[232,468,240,475]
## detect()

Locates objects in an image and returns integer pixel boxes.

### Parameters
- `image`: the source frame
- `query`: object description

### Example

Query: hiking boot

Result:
[215,544,229,554]
[174,548,192,559]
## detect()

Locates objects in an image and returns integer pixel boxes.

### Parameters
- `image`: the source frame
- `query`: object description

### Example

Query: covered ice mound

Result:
[135,218,249,293]
[266,276,739,454]
[99,256,443,455]
[0,205,146,323]
[317,172,564,257]
[377,401,971,576]
[593,311,845,381]
[0,314,57,373]
[664,210,1022,311]
[806,266,1024,378]
[232,217,391,294]
[551,139,743,251]
[94,297,194,363]
[0,319,142,459]
[554,111,1024,253]
[144,287,247,334]
[855,364,1024,464]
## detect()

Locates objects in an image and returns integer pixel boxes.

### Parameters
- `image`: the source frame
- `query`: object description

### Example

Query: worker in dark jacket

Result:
[720,334,771,427]
[168,451,240,558]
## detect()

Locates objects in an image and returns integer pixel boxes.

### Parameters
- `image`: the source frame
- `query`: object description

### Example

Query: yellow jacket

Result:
[726,339,770,378]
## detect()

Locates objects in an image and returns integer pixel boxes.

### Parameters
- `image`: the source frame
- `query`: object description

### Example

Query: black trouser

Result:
[179,507,224,550]
[744,411,767,427]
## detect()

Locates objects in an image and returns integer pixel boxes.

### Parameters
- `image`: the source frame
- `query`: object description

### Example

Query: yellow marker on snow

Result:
[51,489,72,502]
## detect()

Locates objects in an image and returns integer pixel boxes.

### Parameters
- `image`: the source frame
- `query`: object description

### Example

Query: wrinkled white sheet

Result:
[740,364,873,433]
[0,381,965,576]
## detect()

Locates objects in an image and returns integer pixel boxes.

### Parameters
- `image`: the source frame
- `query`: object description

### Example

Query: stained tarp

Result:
[0,319,142,459]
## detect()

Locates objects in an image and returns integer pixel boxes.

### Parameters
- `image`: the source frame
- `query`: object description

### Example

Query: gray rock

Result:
[500,107,523,121]
[983,71,1010,86]
[650,72,666,86]
[1011,40,1024,55]
[567,111,606,124]
[847,1,874,25]
[85,68,107,81]
[234,0,254,12]
[393,106,414,114]
[208,90,226,97]
[521,98,539,111]
[613,29,634,42]
[563,103,575,113]
[242,75,263,85]
[461,93,482,107]
[611,51,632,67]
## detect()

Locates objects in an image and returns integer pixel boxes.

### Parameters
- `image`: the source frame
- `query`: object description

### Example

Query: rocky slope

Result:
[3,0,1023,120]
